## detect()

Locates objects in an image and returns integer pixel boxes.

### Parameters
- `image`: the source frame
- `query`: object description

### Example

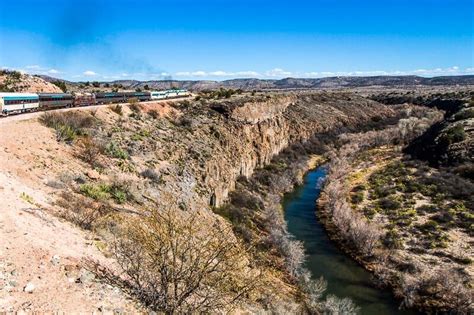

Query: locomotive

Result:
[0,89,189,116]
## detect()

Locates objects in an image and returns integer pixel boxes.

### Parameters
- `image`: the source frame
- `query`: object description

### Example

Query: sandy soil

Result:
[0,117,141,312]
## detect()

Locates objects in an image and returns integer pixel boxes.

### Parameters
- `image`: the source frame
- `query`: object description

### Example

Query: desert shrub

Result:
[453,108,474,121]
[148,109,159,119]
[56,191,112,230]
[350,191,364,204]
[416,204,438,214]
[105,141,129,159]
[420,220,440,231]
[79,183,128,204]
[383,229,404,249]
[76,136,103,166]
[80,183,112,201]
[140,168,161,182]
[111,209,258,313]
[439,125,466,146]
[417,271,472,313]
[128,99,141,111]
[40,111,97,142]
[378,196,401,211]
[131,129,151,141]
[53,80,67,92]
[109,104,123,116]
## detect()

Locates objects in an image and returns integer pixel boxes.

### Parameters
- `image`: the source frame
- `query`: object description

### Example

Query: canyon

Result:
[0,81,472,313]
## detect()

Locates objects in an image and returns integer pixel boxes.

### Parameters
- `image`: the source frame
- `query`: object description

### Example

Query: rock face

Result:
[58,91,394,210]
[192,92,394,207]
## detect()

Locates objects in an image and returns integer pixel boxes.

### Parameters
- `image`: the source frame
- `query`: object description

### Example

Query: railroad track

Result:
[0,96,193,123]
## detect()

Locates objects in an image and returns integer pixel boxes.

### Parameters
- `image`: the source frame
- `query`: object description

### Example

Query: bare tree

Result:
[112,209,259,313]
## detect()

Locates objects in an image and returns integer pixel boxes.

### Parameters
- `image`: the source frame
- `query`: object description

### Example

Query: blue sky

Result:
[0,0,472,81]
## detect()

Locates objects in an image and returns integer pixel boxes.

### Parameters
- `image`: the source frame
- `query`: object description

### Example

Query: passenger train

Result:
[0,89,189,116]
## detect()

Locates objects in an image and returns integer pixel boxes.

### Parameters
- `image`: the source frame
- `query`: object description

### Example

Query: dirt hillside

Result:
[0,70,62,93]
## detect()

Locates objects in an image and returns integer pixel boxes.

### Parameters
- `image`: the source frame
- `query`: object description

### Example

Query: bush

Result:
[79,183,129,204]
[439,125,466,146]
[378,196,401,211]
[40,111,97,142]
[80,183,112,201]
[53,80,67,92]
[128,98,140,109]
[351,191,364,204]
[383,229,404,249]
[148,109,159,119]
[76,137,103,166]
[453,108,474,121]
[105,141,129,159]
[111,209,258,313]
[140,168,161,182]
[56,191,112,230]
[109,104,123,116]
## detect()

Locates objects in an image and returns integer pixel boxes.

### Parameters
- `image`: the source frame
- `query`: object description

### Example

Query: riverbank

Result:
[316,107,473,313]
[283,167,419,314]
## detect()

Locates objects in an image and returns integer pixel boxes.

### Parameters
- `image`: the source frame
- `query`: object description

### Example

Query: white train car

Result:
[176,89,189,97]
[150,90,169,100]
[164,89,189,98]
[0,93,39,116]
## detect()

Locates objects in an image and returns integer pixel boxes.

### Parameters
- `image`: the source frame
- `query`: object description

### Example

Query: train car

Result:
[95,92,126,104]
[39,93,74,109]
[176,89,189,97]
[73,93,96,107]
[124,91,151,102]
[0,93,39,116]
[150,90,168,100]
[165,89,189,98]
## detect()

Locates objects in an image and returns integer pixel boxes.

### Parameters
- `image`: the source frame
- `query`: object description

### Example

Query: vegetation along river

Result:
[283,166,419,314]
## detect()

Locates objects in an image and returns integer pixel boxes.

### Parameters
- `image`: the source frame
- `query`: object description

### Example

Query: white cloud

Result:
[68,66,474,81]
[83,70,97,76]
[235,71,261,77]
[175,70,262,78]
[264,68,293,77]
[173,66,473,79]
[209,71,229,76]
[26,65,42,70]
[48,69,60,74]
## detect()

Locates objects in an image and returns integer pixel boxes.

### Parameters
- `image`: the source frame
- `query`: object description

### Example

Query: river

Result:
[282,166,419,314]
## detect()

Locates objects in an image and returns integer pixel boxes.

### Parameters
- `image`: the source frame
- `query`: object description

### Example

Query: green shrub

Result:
[105,141,129,159]
[53,80,67,92]
[439,125,466,146]
[351,191,364,204]
[80,183,128,204]
[420,220,440,231]
[453,108,474,121]
[378,196,401,211]
[383,229,404,249]
[80,183,111,201]
[112,189,127,204]
[40,111,96,142]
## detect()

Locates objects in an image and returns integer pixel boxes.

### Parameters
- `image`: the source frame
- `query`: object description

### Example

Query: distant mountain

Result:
[39,75,474,92]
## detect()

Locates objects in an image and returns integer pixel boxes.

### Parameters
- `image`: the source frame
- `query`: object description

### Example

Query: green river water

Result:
[282,166,419,314]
